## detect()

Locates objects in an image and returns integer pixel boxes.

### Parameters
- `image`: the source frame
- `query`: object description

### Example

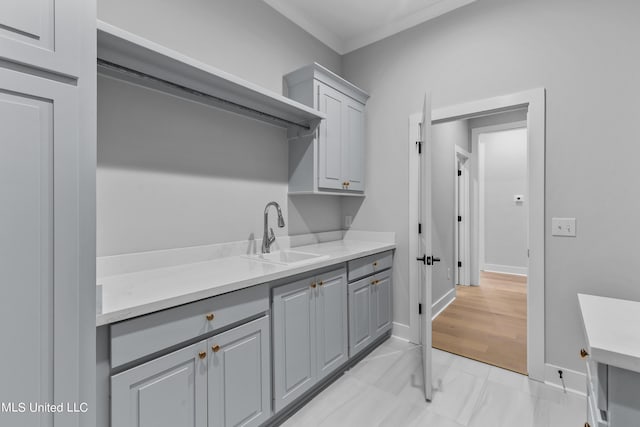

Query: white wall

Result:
[432,121,469,305]
[96,0,343,256]
[481,128,528,273]
[342,0,640,372]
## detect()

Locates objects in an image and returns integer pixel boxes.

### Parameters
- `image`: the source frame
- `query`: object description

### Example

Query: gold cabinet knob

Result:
[206,313,215,321]
[346,181,350,187]
[310,282,317,288]
[198,351,206,359]
[373,261,378,267]
[318,280,324,286]
[585,423,591,427]
[580,348,589,359]
[371,280,376,285]
[212,345,220,353]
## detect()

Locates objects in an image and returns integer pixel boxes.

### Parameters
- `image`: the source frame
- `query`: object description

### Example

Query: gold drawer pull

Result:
[310,282,317,288]
[212,345,221,353]
[580,348,589,359]
[371,279,379,285]
[206,313,215,321]
[198,351,206,360]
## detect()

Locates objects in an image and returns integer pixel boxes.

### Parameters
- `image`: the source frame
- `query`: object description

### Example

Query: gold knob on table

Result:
[206,313,215,321]
[212,345,220,353]
[198,351,206,359]
[580,348,589,359]
[310,282,317,288]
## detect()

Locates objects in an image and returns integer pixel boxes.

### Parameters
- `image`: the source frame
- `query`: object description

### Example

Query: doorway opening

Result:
[407,88,545,383]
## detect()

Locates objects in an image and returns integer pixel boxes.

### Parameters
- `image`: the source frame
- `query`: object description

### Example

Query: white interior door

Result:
[419,93,433,401]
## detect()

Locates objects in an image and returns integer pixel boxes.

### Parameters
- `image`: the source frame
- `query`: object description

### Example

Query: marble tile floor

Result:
[281,337,585,427]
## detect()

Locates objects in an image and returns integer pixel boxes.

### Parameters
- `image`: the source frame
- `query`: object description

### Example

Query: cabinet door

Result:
[317,82,345,190]
[208,316,271,427]
[111,341,208,427]
[316,269,348,381]
[348,279,374,357]
[0,0,84,76]
[373,272,393,338]
[273,278,316,412]
[344,99,365,192]
[0,69,81,427]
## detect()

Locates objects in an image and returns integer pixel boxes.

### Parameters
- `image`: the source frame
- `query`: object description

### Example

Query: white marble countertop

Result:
[97,239,395,326]
[578,293,640,373]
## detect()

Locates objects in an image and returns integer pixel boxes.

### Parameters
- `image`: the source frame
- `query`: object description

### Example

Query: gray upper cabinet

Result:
[272,267,348,413]
[284,63,369,196]
[111,341,208,427]
[207,316,271,427]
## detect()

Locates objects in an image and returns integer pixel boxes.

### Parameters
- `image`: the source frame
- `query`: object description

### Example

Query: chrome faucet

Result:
[262,201,285,253]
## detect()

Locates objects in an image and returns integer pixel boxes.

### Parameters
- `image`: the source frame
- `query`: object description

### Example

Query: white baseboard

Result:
[432,288,456,320]
[392,322,413,342]
[483,263,528,276]
[543,363,586,396]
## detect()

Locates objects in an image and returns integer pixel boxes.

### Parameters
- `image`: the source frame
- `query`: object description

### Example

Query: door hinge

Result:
[418,303,422,315]
[458,170,462,176]
[416,254,426,265]
[418,223,422,234]
[458,215,462,222]
[416,140,422,154]
[458,261,462,267]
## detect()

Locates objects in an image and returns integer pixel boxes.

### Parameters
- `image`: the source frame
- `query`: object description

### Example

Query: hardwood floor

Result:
[432,271,527,374]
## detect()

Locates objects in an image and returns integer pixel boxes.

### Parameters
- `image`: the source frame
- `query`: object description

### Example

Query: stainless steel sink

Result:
[245,250,328,266]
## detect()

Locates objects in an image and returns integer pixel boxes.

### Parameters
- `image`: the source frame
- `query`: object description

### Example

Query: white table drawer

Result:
[111,284,269,368]
[347,251,393,282]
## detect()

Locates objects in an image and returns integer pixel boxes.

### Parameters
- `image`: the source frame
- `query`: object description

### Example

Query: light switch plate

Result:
[552,218,576,237]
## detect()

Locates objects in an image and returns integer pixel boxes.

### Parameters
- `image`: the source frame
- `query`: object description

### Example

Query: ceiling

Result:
[263,0,476,55]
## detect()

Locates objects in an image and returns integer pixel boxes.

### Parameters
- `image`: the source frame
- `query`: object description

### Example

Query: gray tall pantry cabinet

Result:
[284,63,369,195]
[0,2,96,427]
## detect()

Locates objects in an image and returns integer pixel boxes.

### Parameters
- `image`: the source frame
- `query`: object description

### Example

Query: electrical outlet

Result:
[344,215,353,228]
[552,218,576,237]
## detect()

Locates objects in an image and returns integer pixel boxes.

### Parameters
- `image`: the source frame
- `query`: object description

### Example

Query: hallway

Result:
[433,271,527,374]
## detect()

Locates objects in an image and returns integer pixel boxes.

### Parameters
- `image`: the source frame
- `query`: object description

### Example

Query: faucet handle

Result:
[269,227,276,243]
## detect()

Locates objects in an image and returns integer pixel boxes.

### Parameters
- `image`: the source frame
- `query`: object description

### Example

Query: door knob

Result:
[427,256,441,265]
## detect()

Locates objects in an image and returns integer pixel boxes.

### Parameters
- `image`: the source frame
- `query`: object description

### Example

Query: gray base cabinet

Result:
[273,268,348,413]
[207,316,271,427]
[348,270,393,357]
[111,341,208,427]
[111,315,270,427]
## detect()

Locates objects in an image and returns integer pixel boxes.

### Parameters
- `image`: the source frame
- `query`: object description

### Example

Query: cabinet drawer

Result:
[347,251,392,282]
[111,285,269,368]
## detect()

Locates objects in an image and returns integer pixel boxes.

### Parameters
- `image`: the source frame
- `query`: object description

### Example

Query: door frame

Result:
[473,121,528,277]
[454,146,471,286]
[407,88,545,381]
